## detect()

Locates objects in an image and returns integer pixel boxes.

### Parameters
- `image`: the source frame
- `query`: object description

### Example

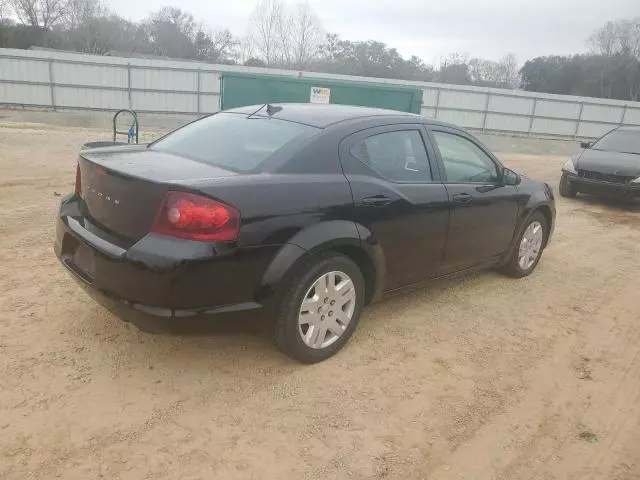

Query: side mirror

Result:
[580,141,592,149]
[502,168,521,186]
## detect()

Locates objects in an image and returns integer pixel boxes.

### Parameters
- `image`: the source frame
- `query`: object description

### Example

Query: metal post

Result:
[482,93,491,131]
[528,98,538,136]
[574,102,584,138]
[127,64,132,109]
[620,104,627,125]
[218,74,224,112]
[48,59,55,110]
[196,69,201,114]
[434,89,441,119]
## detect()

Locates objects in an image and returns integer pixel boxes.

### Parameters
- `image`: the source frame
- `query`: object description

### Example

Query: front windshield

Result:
[592,130,640,155]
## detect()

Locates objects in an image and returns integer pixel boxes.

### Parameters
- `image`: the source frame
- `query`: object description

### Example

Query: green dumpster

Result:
[220,72,422,114]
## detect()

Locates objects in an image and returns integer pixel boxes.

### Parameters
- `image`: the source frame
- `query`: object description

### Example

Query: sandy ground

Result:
[1,110,640,480]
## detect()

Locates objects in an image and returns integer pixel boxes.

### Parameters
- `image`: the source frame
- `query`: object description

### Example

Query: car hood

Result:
[576,149,640,177]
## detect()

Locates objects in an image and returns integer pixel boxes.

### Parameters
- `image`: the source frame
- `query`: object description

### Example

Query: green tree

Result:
[145,7,197,59]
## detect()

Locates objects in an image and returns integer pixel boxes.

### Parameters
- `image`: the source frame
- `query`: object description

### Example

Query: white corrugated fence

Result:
[1,47,640,139]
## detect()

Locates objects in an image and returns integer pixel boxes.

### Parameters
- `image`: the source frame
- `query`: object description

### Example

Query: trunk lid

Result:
[78,146,237,242]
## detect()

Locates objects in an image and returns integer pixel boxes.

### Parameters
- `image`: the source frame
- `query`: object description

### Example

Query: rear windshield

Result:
[592,130,640,155]
[151,112,318,172]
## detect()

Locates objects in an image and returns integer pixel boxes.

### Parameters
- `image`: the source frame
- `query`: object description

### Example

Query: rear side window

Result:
[350,130,432,182]
[152,113,317,172]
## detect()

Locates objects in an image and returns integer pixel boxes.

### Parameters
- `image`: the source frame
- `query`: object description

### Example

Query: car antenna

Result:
[247,103,267,119]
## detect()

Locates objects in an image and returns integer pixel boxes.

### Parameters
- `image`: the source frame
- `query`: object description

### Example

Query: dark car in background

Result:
[560,126,640,199]
[55,104,555,363]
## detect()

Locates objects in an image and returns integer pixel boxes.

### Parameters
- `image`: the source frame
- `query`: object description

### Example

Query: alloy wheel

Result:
[298,271,356,349]
[518,221,544,270]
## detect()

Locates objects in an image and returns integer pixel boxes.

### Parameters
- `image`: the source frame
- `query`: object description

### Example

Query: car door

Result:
[340,124,450,291]
[428,126,519,275]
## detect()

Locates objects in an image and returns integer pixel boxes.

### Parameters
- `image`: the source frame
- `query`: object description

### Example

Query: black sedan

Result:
[55,103,555,363]
[560,126,640,199]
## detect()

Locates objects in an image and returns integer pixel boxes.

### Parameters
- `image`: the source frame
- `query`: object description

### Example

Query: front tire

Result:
[559,173,577,198]
[274,253,365,363]
[503,212,548,278]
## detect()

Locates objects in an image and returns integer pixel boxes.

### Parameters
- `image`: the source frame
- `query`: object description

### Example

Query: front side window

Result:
[433,131,499,183]
[152,113,318,172]
[350,130,432,182]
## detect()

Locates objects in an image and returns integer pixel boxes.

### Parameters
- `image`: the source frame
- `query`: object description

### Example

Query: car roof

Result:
[223,103,453,129]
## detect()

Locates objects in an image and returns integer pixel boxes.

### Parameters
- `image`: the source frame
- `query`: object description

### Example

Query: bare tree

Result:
[1,0,9,21]
[151,6,196,39]
[616,18,640,59]
[589,18,640,59]
[250,0,283,66]
[248,0,323,68]
[468,58,498,84]
[497,53,520,89]
[276,3,292,66]
[586,18,640,100]
[437,53,470,84]
[616,19,640,101]
[64,0,104,30]
[10,0,68,28]
[235,34,256,65]
[588,20,618,56]
[468,53,519,88]
[289,1,323,69]
[440,52,469,67]
[195,27,236,63]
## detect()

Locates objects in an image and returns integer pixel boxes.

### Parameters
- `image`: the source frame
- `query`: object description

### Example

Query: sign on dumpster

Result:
[310,87,331,104]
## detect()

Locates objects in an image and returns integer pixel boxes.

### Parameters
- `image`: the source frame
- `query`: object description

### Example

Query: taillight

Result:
[151,191,240,242]
[75,164,82,196]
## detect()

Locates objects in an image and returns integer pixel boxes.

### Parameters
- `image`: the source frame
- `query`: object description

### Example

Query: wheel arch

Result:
[502,199,554,266]
[534,204,554,248]
[257,221,384,306]
[329,244,378,304]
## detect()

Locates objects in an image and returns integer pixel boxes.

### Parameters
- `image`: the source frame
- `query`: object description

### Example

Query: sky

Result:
[106,0,639,64]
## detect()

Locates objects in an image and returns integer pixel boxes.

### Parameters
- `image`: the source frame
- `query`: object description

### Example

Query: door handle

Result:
[362,195,392,207]
[452,193,472,204]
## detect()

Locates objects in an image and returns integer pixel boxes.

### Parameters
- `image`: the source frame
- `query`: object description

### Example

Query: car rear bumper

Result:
[565,174,640,197]
[55,194,279,330]
[62,269,263,332]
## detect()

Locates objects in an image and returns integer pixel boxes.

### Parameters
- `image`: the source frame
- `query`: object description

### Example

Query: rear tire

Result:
[273,253,365,363]
[502,212,548,278]
[559,173,577,198]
